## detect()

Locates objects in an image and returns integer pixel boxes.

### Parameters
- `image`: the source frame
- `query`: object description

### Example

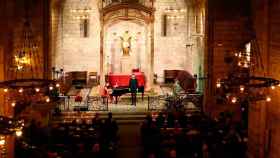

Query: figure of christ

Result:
[120,31,132,56]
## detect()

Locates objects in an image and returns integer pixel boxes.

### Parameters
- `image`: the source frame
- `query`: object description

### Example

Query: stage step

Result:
[52,111,148,124]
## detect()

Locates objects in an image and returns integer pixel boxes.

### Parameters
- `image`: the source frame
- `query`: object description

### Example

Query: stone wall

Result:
[52,0,100,73]
[50,1,63,72]
[154,0,194,82]
[52,0,205,83]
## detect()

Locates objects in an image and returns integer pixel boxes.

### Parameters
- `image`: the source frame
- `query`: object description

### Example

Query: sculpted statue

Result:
[120,31,132,56]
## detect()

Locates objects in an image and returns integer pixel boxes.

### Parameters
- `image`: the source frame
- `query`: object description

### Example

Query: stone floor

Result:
[116,124,143,158]
[107,96,165,113]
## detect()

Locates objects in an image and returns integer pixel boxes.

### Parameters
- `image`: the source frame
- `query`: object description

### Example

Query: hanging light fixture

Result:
[216,40,279,104]
[0,0,60,114]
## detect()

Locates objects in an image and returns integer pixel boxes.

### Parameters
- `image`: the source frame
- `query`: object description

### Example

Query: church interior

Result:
[0,0,280,158]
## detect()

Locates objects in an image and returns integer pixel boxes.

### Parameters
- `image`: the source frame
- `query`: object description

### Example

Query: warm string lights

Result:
[2,82,60,107]
[216,77,279,103]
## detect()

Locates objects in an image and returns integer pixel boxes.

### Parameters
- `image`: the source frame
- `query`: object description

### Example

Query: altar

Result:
[102,17,153,89]
[107,72,145,88]
[120,56,133,74]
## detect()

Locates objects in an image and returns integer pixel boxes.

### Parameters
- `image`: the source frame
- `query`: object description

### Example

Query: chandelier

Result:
[215,40,280,104]
[0,4,60,113]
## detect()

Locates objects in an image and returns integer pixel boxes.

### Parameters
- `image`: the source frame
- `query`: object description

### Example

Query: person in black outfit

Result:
[103,112,118,141]
[129,74,138,106]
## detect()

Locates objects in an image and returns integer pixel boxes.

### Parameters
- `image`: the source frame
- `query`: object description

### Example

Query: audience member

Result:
[141,112,247,158]
[17,113,119,158]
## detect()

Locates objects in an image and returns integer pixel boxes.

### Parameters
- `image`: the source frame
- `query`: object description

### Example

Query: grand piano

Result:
[107,72,145,104]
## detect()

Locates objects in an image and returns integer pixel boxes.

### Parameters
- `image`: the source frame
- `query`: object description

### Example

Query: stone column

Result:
[146,14,155,90]
[100,17,105,86]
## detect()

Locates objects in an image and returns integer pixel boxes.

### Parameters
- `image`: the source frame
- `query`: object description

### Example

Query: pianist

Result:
[129,74,138,106]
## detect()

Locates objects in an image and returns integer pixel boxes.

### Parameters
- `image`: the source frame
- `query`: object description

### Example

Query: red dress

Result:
[100,87,108,97]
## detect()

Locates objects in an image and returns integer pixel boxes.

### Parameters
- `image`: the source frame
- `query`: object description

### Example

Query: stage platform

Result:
[57,83,201,115]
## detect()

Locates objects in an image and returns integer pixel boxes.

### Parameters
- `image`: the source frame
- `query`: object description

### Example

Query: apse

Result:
[50,0,206,88]
[104,21,147,74]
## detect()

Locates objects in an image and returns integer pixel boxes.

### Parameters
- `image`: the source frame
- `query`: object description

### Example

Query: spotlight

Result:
[46,98,50,103]
[49,86,54,90]
[271,85,275,90]
[18,88,23,93]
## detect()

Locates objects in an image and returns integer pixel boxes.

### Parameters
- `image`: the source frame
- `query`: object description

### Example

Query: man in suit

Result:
[129,74,138,106]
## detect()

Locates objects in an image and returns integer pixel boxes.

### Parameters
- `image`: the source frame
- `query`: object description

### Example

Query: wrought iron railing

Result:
[147,95,166,111]
[57,93,202,112]
[87,96,109,111]
[147,93,203,112]
[57,96,109,112]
